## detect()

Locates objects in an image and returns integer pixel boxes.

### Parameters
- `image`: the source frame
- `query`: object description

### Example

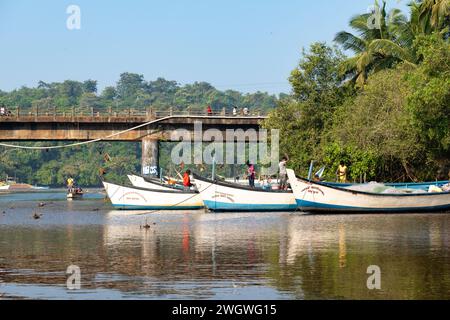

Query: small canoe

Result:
[286,169,450,213]
[193,174,297,212]
[67,191,83,199]
[102,181,204,210]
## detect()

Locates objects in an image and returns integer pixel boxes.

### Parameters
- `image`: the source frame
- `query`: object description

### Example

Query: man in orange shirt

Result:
[183,170,193,189]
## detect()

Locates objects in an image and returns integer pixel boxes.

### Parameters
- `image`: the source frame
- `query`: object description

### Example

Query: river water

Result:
[0,190,449,300]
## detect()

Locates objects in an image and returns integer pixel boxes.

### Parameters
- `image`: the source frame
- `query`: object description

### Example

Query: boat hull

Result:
[193,175,297,212]
[67,192,83,199]
[102,181,204,210]
[286,169,450,213]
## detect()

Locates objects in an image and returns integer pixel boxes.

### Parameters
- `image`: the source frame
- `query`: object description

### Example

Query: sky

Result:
[0,0,410,94]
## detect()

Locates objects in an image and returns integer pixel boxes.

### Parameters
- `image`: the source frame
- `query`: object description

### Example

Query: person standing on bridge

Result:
[232,106,237,116]
[207,105,212,116]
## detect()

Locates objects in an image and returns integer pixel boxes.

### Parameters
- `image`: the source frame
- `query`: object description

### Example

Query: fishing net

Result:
[345,182,426,194]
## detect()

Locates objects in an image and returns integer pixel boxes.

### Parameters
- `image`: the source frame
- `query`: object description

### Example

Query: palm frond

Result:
[369,39,416,64]
[339,55,360,75]
[334,31,367,53]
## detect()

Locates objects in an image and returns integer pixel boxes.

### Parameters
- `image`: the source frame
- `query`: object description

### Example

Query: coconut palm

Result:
[334,1,417,86]
[417,0,450,32]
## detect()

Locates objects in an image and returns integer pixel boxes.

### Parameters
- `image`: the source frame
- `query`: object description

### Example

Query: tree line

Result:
[0,76,280,186]
[263,0,449,182]
[0,75,280,115]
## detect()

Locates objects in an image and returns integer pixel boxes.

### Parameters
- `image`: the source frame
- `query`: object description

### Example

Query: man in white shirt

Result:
[279,156,289,190]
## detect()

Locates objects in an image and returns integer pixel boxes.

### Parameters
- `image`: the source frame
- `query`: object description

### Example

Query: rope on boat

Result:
[0,116,174,150]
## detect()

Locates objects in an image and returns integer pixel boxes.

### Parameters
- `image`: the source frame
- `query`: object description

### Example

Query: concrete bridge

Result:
[0,108,268,174]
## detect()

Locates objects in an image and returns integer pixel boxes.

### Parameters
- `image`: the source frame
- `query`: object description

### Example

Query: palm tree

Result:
[334,1,416,86]
[417,0,450,33]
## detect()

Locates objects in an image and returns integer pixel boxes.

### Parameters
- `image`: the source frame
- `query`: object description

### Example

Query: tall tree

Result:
[334,0,416,86]
[417,0,450,33]
[264,43,351,174]
[83,80,98,93]
[116,72,145,99]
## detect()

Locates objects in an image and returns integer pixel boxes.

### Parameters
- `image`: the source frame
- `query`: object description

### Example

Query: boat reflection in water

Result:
[103,210,450,299]
[0,195,449,299]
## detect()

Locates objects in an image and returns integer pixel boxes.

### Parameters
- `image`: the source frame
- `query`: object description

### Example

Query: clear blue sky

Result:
[0,0,410,94]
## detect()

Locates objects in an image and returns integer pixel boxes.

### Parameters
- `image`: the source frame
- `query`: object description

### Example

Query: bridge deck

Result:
[0,115,266,123]
[0,110,267,123]
[0,107,267,122]
[0,112,268,141]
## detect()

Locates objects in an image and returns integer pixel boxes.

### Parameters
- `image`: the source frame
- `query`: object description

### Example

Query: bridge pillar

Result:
[141,137,159,176]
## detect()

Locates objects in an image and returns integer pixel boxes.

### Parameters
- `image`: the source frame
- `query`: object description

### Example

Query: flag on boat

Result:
[315,166,326,179]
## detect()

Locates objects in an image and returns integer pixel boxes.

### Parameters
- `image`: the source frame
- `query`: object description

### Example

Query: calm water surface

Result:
[0,190,449,300]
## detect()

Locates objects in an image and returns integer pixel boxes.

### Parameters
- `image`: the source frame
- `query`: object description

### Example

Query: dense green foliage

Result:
[1,0,448,185]
[0,75,279,186]
[0,74,278,114]
[0,142,140,186]
[264,0,450,182]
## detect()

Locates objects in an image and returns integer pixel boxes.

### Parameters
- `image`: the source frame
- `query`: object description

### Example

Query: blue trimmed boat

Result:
[286,169,450,213]
[193,174,297,212]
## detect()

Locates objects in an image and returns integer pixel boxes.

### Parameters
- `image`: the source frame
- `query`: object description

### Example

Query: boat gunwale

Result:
[292,173,450,198]
[102,180,199,195]
[193,173,293,194]
[324,180,449,188]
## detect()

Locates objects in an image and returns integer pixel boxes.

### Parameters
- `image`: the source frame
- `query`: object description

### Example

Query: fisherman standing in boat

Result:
[279,156,289,190]
[183,170,193,190]
[336,161,348,183]
[246,161,256,188]
[67,177,74,192]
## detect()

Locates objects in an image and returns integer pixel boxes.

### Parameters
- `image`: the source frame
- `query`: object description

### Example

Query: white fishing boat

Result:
[193,174,297,212]
[102,180,204,210]
[286,169,450,213]
[0,184,10,191]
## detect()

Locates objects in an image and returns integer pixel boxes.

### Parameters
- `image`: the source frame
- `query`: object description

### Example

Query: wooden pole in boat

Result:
[212,155,216,180]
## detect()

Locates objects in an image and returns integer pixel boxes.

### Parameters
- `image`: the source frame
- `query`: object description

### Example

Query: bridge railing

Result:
[0,105,267,119]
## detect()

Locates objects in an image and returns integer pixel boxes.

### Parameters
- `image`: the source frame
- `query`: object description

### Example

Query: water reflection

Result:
[0,194,450,299]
